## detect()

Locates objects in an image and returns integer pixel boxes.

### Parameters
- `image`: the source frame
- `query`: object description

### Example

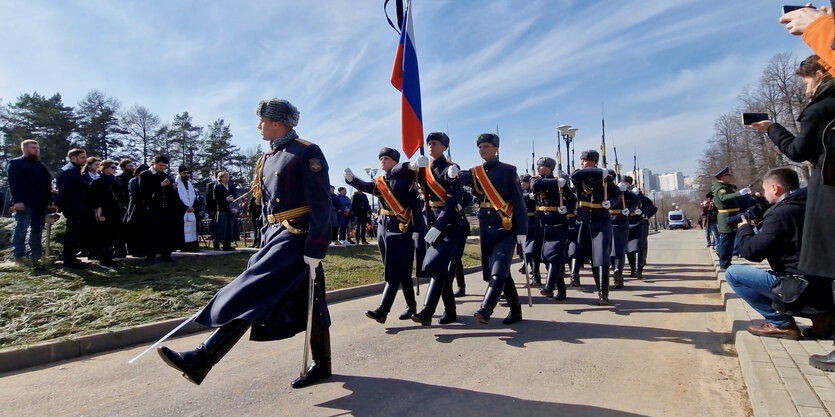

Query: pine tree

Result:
[76,90,123,160]
[2,92,78,176]
[201,119,239,181]
[169,112,203,170]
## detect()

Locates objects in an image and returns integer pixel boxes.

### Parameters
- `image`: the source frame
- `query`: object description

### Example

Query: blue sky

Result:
[0,0,812,186]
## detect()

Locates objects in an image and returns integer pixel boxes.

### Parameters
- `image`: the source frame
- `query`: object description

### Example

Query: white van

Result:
[668,210,688,230]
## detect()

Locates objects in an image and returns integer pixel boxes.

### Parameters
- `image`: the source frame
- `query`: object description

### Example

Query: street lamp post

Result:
[363,168,378,211]
[556,125,578,173]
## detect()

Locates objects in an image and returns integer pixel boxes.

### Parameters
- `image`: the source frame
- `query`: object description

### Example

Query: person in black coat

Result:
[351,190,371,244]
[212,171,239,251]
[113,159,135,257]
[88,160,123,267]
[124,164,150,257]
[8,139,53,262]
[139,155,182,263]
[205,170,220,250]
[56,148,89,269]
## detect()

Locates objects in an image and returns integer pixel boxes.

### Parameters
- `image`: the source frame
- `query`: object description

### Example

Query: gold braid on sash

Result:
[251,154,266,205]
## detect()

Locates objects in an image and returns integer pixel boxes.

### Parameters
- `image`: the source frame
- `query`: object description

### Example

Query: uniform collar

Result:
[431,155,447,168]
[483,157,500,169]
[270,129,299,151]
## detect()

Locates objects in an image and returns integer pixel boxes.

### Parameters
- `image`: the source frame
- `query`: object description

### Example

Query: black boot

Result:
[540,262,557,297]
[412,278,444,326]
[157,320,249,385]
[502,278,523,325]
[531,259,542,286]
[569,258,581,287]
[474,275,506,324]
[366,282,398,324]
[627,253,637,277]
[596,266,612,306]
[454,263,466,297]
[398,280,417,320]
[635,251,644,279]
[438,279,457,324]
[554,266,567,301]
[612,258,624,289]
[291,319,332,388]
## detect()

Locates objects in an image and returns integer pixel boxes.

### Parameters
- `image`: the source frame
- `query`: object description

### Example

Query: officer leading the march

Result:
[411,132,468,326]
[157,98,334,389]
[530,157,577,301]
[571,150,620,306]
[448,133,528,324]
[344,147,424,324]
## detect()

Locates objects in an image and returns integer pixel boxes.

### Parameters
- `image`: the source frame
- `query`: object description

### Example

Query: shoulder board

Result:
[718,189,726,194]
[295,138,312,146]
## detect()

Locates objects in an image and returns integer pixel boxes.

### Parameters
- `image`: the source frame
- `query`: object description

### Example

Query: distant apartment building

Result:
[658,172,684,191]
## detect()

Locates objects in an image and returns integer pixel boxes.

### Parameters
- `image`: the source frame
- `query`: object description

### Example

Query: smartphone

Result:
[783,5,812,14]
[742,112,770,125]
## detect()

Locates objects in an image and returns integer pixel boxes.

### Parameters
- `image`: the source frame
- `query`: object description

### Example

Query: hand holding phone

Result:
[783,5,812,15]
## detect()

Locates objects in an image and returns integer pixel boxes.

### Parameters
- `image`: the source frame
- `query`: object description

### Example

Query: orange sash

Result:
[472,165,513,230]
[423,166,447,202]
[375,176,411,232]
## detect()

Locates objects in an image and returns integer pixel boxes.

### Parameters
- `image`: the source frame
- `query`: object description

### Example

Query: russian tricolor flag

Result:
[390,1,423,159]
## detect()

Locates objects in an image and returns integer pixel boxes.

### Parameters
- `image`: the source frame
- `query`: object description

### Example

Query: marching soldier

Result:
[447,133,528,324]
[711,167,749,270]
[453,188,474,297]
[570,150,620,305]
[636,187,657,277]
[344,147,424,324]
[411,132,468,326]
[520,174,542,286]
[610,173,640,288]
[157,98,333,389]
[622,175,647,279]
[530,157,577,301]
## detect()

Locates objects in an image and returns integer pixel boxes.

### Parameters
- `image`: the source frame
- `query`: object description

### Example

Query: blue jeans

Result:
[725,265,794,327]
[705,222,719,246]
[12,207,46,260]
[717,231,736,269]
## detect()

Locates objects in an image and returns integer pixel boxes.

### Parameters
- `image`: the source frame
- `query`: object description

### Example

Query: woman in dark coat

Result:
[213,171,238,251]
[88,160,123,267]
[124,164,150,256]
[753,54,835,281]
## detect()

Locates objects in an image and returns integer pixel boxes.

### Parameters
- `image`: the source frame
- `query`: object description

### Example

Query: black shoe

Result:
[213,243,221,251]
[474,310,491,324]
[554,290,567,301]
[398,307,415,320]
[454,287,466,297]
[365,308,387,324]
[569,278,581,288]
[531,276,542,286]
[63,260,87,270]
[613,282,623,289]
[598,295,612,306]
[291,361,332,389]
[438,312,457,325]
[540,288,554,298]
[411,311,432,326]
[810,351,835,372]
[157,346,211,385]
[502,310,522,325]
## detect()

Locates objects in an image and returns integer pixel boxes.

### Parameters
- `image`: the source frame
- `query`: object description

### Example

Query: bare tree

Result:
[121,104,160,165]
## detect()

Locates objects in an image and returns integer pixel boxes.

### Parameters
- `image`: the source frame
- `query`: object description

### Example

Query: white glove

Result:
[558,206,568,215]
[557,177,566,188]
[343,168,354,181]
[622,208,630,216]
[516,235,526,246]
[424,227,442,245]
[632,188,641,195]
[602,200,611,209]
[618,183,627,192]
[635,208,642,215]
[739,187,751,196]
[412,232,419,243]
[304,255,323,269]
[410,155,429,170]
[446,164,459,179]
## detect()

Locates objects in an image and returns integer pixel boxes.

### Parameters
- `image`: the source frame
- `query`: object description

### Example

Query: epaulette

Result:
[295,138,312,146]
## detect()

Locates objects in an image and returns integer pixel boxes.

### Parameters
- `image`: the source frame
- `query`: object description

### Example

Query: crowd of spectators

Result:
[7,145,256,269]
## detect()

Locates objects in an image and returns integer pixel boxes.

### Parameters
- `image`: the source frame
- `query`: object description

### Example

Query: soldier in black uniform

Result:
[571,150,620,305]
[344,147,424,324]
[623,175,657,278]
[411,132,468,326]
[530,157,577,301]
[610,173,640,288]
[157,98,334,389]
[520,174,541,285]
[448,133,528,324]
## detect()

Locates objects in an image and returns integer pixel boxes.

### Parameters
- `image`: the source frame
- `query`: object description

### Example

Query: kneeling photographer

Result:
[725,167,834,340]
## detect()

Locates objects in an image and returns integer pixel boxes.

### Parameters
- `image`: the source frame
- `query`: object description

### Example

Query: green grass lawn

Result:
[0,239,483,349]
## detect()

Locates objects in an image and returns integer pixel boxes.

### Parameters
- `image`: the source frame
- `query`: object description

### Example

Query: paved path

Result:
[0,230,750,416]
[715,249,835,417]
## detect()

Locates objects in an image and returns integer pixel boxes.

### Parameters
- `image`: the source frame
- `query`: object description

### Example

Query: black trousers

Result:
[63,214,83,263]
[355,218,368,241]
